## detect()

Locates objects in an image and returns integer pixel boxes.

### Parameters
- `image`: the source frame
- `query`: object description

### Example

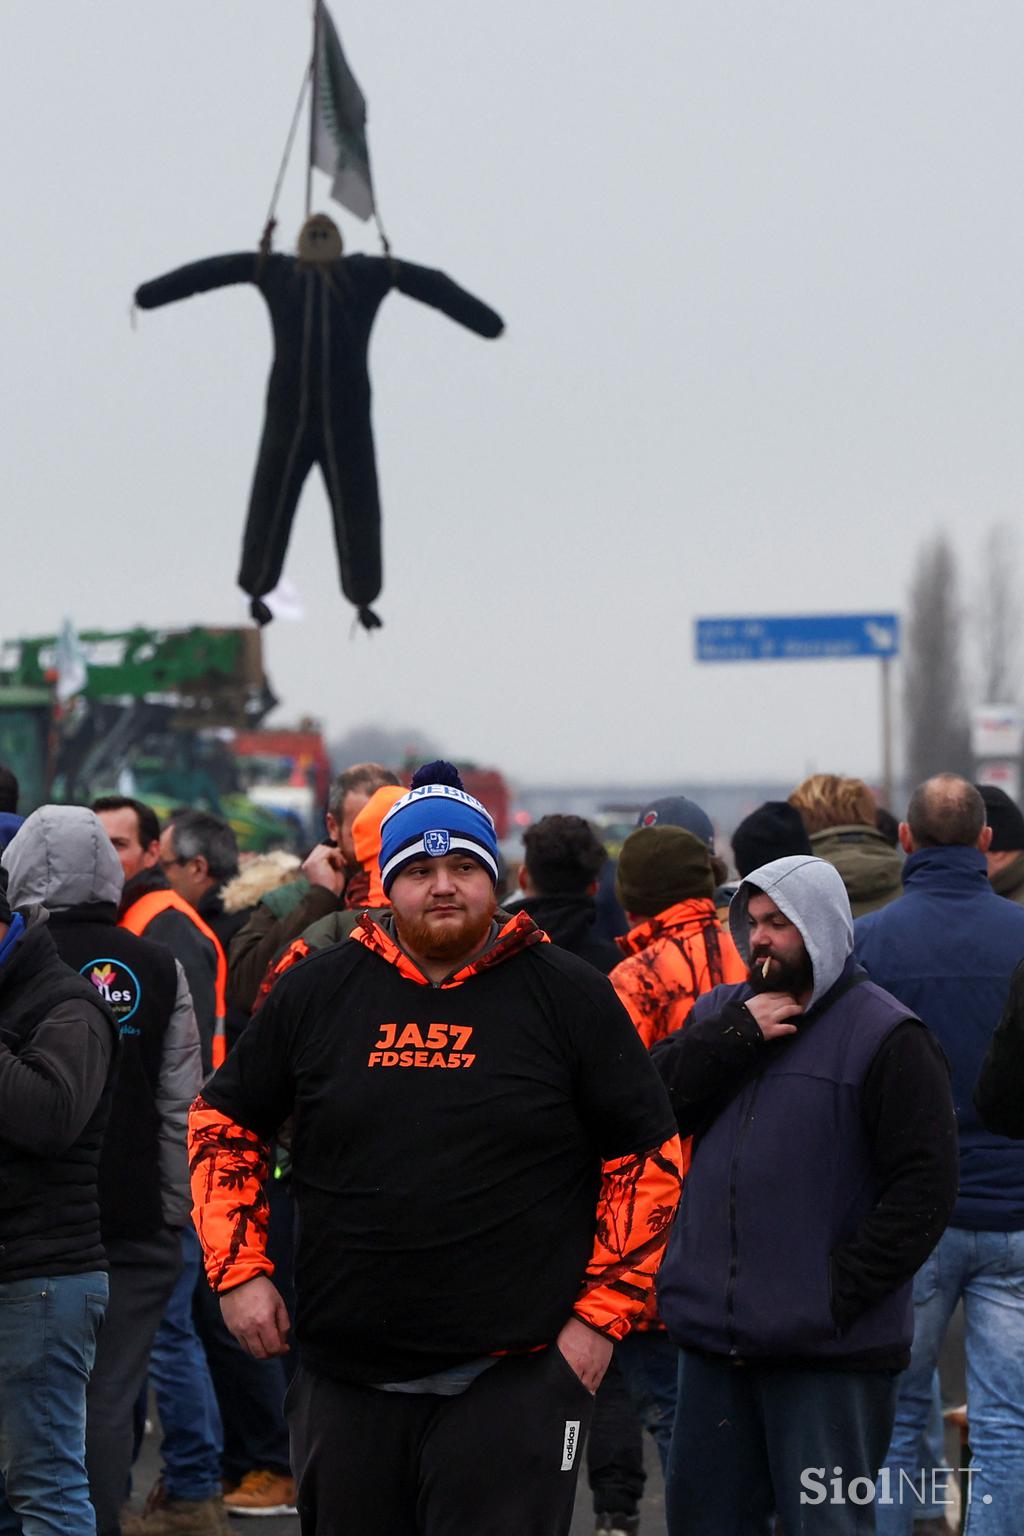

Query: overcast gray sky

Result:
[4,2,1022,786]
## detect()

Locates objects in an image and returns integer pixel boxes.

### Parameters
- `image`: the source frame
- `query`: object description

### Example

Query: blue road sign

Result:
[695,614,899,663]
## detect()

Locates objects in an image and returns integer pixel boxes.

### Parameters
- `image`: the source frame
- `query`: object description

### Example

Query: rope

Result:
[374,209,398,276]
[261,60,313,252]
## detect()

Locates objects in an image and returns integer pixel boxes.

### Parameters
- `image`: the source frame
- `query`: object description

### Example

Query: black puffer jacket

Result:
[0,910,118,1282]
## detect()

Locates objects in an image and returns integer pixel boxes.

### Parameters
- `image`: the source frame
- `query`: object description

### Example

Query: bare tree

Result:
[904,534,972,787]
[976,522,1021,703]
[328,723,440,775]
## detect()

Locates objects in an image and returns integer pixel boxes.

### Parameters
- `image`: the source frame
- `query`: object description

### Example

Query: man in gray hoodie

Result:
[0,856,117,1536]
[651,856,958,1536]
[3,807,203,1536]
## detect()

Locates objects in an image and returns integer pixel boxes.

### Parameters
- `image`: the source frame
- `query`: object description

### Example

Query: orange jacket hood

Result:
[352,785,407,908]
[351,908,546,987]
[617,897,732,957]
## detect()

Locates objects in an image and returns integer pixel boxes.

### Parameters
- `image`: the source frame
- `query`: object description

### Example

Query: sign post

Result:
[879,655,894,811]
[972,705,1024,805]
[695,614,901,806]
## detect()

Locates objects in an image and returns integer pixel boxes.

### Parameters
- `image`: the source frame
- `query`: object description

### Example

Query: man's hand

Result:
[302,842,346,896]
[556,1315,613,1394]
[744,991,802,1040]
[220,1276,291,1359]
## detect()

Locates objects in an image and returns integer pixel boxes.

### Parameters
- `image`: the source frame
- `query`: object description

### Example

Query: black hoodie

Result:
[509,893,622,975]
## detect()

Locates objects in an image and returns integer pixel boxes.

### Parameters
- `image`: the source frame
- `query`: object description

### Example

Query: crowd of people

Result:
[1,757,1023,1536]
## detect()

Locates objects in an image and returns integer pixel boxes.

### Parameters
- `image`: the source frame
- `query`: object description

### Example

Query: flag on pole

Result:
[54,618,88,703]
[311,3,375,221]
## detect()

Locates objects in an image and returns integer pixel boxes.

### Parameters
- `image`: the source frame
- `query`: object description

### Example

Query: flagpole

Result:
[306,0,321,217]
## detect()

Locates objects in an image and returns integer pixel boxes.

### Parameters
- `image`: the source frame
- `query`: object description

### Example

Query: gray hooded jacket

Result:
[728,853,854,1008]
[3,807,201,1227]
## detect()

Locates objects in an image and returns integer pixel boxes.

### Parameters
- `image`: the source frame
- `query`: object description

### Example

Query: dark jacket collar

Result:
[902,845,991,895]
[197,885,226,922]
[118,866,170,921]
[800,952,866,1024]
[48,903,119,928]
[991,851,1024,900]
[512,893,598,949]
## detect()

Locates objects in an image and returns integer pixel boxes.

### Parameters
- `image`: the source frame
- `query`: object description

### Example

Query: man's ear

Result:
[978,824,993,854]
[142,839,161,870]
[898,822,914,856]
[325,812,339,843]
[518,865,534,896]
[195,854,211,881]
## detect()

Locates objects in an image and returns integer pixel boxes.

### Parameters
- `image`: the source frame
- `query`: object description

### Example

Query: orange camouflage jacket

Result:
[611,898,747,1052]
[610,897,746,1328]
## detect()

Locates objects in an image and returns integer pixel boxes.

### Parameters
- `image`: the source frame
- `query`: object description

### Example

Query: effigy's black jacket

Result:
[135,253,503,626]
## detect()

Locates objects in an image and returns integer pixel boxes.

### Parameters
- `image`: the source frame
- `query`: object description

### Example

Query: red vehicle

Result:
[459,767,510,840]
[231,728,332,841]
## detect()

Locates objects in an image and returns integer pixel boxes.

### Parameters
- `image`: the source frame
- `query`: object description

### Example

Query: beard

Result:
[397,898,497,964]
[748,950,813,998]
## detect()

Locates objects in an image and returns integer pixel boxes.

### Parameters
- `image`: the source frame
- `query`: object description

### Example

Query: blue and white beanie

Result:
[379,763,499,896]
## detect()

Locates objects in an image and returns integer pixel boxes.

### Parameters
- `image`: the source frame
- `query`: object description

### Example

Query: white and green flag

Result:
[54,617,87,704]
[311,2,375,221]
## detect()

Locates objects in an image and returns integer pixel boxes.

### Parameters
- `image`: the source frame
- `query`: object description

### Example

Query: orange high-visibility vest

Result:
[121,889,229,1069]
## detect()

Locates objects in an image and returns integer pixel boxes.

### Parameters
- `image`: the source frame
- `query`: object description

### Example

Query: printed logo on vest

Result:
[561,1419,581,1472]
[424,829,451,856]
[82,957,141,1030]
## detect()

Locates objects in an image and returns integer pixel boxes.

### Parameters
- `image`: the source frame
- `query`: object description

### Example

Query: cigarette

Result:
[761,958,771,979]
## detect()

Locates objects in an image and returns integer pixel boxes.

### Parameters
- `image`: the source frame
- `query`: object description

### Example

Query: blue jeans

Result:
[0,1271,108,1536]
[616,1331,678,1474]
[876,1226,1024,1536]
[147,1230,222,1501]
[914,1372,950,1524]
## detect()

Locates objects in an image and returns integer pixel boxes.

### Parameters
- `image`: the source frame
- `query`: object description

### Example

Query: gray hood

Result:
[2,805,125,911]
[728,854,853,1009]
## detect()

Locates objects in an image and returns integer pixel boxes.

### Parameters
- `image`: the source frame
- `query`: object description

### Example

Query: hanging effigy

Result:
[133,2,503,628]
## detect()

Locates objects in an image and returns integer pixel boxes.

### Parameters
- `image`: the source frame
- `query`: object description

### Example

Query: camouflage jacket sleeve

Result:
[187,974,296,1290]
[189,1095,274,1292]
[572,1133,686,1339]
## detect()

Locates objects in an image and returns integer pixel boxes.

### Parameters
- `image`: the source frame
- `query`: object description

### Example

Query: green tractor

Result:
[0,626,297,851]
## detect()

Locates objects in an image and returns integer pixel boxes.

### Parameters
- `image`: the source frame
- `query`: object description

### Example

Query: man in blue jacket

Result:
[652,856,956,1535]
[855,774,1024,1536]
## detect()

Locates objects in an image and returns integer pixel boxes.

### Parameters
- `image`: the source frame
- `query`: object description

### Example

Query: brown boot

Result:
[121,1496,229,1536]
[221,1470,297,1517]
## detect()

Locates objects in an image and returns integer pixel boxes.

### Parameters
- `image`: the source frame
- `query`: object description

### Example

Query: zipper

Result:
[725,1076,762,1354]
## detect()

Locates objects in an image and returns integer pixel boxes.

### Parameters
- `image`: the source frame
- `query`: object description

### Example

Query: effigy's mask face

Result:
[298,214,343,263]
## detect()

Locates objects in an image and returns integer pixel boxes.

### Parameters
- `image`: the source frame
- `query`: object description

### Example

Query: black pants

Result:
[86,1228,182,1536]
[666,1349,899,1535]
[586,1352,645,1516]
[192,1260,291,1482]
[239,411,381,614]
[287,1349,595,1536]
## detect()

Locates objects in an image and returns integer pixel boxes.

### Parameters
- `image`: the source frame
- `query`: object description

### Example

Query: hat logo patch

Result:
[424,829,451,856]
[642,811,658,827]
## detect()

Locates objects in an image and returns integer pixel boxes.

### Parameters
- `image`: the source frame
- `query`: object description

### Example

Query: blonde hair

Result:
[789,774,877,835]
